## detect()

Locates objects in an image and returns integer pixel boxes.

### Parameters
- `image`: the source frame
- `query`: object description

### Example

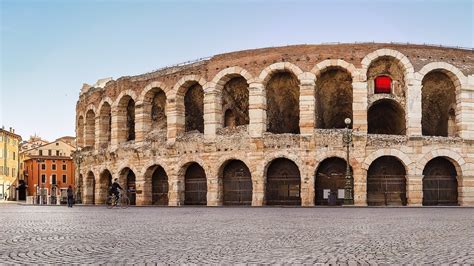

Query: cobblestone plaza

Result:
[1,204,473,264]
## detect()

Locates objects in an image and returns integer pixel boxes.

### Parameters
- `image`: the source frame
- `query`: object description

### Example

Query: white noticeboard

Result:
[323,189,330,199]
[338,189,345,199]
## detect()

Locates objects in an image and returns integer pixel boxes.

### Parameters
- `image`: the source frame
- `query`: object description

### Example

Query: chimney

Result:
[9,127,12,132]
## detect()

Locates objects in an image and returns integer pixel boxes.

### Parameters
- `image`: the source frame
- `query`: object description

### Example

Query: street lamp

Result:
[74,151,83,204]
[36,158,45,205]
[342,118,353,205]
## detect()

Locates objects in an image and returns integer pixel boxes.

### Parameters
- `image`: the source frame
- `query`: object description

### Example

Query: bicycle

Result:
[106,190,130,209]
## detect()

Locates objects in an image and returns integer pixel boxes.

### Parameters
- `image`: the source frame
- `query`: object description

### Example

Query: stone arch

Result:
[114,91,137,143]
[118,166,137,205]
[315,157,353,206]
[218,159,253,206]
[98,100,112,148]
[416,148,466,177]
[368,99,406,135]
[211,68,252,129]
[139,83,168,136]
[96,169,113,204]
[84,170,95,204]
[362,149,413,173]
[178,161,207,205]
[313,62,354,129]
[361,48,415,83]
[263,153,305,179]
[84,109,96,148]
[143,164,169,205]
[422,157,459,206]
[367,155,407,206]
[418,63,465,137]
[171,76,207,134]
[265,157,301,206]
[263,64,301,134]
[258,62,304,86]
[77,114,84,148]
[311,59,359,82]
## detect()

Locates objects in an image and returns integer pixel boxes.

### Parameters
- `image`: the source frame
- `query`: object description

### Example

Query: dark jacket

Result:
[67,188,74,197]
[111,182,123,191]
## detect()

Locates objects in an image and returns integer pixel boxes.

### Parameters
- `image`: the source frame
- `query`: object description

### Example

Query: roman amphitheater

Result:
[75,43,474,207]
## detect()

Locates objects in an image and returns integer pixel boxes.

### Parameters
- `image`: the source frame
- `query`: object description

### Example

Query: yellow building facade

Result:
[0,127,22,200]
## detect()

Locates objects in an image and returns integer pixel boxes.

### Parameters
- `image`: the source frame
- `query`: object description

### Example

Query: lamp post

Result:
[36,158,44,205]
[342,118,354,205]
[74,151,83,204]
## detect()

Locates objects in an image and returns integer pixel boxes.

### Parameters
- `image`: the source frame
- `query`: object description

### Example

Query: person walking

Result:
[67,185,74,208]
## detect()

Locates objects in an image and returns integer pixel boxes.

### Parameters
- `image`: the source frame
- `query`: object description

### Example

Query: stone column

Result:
[458,78,474,140]
[459,175,474,206]
[301,172,315,207]
[94,116,100,151]
[83,179,94,205]
[248,82,266,138]
[352,81,368,133]
[204,86,221,140]
[353,168,367,206]
[166,100,184,143]
[168,175,183,206]
[207,176,221,206]
[406,175,423,206]
[110,109,122,148]
[299,74,316,136]
[406,80,422,136]
[95,184,106,205]
[134,102,148,143]
[134,176,149,206]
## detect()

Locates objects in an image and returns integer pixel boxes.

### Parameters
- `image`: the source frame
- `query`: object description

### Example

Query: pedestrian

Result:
[67,185,74,208]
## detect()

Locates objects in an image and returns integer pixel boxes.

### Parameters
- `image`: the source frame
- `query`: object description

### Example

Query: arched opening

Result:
[97,169,112,204]
[85,110,95,147]
[224,109,236,128]
[368,99,406,135]
[222,77,249,128]
[184,163,207,205]
[119,167,136,205]
[315,157,352,206]
[117,95,136,143]
[367,156,407,206]
[422,157,458,206]
[98,102,111,148]
[85,171,95,204]
[184,83,204,133]
[266,72,300,134]
[221,160,252,205]
[77,116,84,148]
[266,158,301,205]
[367,56,406,98]
[422,71,457,137]
[151,165,168,205]
[315,68,353,129]
[144,88,167,136]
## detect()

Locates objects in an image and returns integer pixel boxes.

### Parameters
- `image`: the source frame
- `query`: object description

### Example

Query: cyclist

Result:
[110,178,123,202]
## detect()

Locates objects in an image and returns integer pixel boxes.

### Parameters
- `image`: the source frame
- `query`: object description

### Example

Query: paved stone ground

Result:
[0,204,473,264]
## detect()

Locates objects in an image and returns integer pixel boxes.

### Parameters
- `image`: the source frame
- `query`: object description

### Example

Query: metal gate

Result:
[223,161,252,205]
[152,167,168,205]
[266,158,301,206]
[367,175,407,206]
[315,158,349,206]
[423,176,457,206]
[185,163,207,205]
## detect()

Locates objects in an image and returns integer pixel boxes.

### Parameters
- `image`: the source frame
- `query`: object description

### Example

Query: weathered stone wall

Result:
[75,43,474,207]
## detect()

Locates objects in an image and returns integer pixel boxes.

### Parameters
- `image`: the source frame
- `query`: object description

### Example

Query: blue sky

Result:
[1,0,472,141]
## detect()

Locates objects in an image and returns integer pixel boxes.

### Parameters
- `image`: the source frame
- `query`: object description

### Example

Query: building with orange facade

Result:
[21,138,76,204]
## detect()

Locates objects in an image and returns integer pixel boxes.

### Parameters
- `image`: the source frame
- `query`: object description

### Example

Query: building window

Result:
[52,164,56,171]
[62,164,66,170]
[48,150,52,156]
[51,174,57,185]
[39,150,43,156]
[13,152,15,160]
[41,164,46,170]
[41,174,46,184]
[12,168,16,177]
[0,166,3,174]
[374,76,392,94]
[62,175,67,183]
[56,143,59,146]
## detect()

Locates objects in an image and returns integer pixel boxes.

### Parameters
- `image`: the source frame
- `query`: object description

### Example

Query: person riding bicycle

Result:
[110,178,123,201]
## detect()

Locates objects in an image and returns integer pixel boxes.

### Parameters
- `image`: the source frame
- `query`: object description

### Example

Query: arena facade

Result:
[75,43,474,207]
